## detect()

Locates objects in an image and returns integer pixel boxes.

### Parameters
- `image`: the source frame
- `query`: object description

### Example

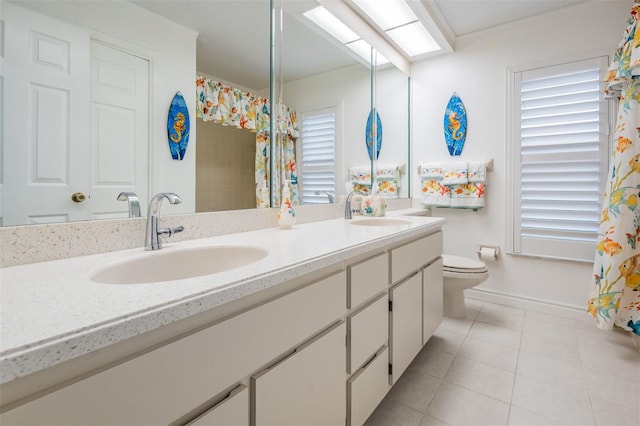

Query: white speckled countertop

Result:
[0,215,444,385]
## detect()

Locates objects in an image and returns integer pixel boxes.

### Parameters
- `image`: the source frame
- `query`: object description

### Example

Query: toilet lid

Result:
[442,254,487,272]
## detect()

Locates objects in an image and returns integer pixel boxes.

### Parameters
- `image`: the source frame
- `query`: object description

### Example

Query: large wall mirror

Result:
[0,0,410,227]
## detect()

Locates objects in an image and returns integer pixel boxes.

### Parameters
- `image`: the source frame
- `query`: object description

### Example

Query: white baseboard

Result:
[466,288,640,353]
[465,288,589,321]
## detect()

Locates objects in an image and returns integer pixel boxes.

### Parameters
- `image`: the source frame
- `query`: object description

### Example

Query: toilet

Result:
[442,254,489,318]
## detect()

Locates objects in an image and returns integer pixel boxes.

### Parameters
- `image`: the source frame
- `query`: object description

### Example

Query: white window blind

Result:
[300,109,336,204]
[510,57,610,262]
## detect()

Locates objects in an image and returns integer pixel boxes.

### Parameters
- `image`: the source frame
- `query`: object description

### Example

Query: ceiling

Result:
[433,0,585,37]
[132,0,586,90]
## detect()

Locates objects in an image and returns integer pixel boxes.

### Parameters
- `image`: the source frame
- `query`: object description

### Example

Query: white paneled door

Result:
[1,3,149,225]
[90,40,149,220]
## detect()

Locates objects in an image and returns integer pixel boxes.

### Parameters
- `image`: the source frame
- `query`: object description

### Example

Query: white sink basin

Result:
[90,245,269,284]
[349,217,411,227]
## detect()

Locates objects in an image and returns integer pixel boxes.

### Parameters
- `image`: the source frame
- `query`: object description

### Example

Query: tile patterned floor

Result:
[365,299,640,426]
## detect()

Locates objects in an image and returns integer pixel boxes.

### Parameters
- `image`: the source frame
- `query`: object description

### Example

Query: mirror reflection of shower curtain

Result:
[260,0,300,208]
[255,124,271,208]
[589,1,640,336]
[254,103,300,208]
[195,77,277,208]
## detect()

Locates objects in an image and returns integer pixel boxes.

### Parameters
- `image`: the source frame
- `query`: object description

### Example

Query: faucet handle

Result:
[170,225,185,236]
[158,225,185,238]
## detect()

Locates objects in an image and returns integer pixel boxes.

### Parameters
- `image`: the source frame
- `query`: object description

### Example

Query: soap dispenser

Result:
[277,183,296,229]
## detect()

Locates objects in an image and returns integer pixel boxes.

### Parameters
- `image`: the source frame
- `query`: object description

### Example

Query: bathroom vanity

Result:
[0,216,444,425]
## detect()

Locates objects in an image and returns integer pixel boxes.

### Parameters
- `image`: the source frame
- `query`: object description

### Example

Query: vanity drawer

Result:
[348,293,388,374]
[348,346,390,426]
[252,322,346,426]
[348,252,388,309]
[390,231,442,283]
[1,271,346,425]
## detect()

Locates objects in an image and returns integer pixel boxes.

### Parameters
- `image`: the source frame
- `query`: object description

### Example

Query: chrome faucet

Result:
[345,190,364,219]
[314,190,335,204]
[145,192,184,251]
[117,192,141,218]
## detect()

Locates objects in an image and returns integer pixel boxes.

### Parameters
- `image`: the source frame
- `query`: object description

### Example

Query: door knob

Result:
[71,192,87,203]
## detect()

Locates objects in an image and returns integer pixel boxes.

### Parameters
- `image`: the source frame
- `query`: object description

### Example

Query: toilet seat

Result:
[442,254,488,273]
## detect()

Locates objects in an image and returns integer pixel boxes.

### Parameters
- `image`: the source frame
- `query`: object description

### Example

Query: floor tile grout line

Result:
[420,319,464,424]
[464,323,521,352]
[386,300,640,426]
[576,321,599,426]
[453,350,517,375]
[420,379,450,426]
[506,308,526,426]
[421,316,470,425]
[441,317,515,413]
[514,308,601,426]
[439,376,515,406]
[389,397,429,419]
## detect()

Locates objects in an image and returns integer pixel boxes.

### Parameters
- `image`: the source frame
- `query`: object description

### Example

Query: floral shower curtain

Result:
[270,102,300,207]
[589,2,640,335]
[195,77,299,208]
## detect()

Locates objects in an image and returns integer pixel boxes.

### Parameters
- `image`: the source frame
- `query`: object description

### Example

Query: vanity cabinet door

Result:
[389,272,423,384]
[188,385,248,426]
[252,322,346,426]
[423,258,443,345]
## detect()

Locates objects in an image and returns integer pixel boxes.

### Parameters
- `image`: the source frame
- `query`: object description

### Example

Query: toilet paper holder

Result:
[477,245,500,261]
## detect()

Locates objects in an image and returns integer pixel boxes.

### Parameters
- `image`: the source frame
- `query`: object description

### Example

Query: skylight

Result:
[345,39,389,66]
[303,6,359,44]
[352,0,441,56]
[351,0,416,30]
[387,21,440,56]
[303,6,389,66]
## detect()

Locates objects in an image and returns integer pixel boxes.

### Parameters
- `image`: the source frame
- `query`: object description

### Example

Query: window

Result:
[299,108,339,204]
[507,56,611,262]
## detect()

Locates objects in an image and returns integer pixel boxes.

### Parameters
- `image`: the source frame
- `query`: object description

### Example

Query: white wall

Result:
[411,0,629,311]
[283,64,370,198]
[13,1,198,214]
[375,66,410,194]
[283,64,410,198]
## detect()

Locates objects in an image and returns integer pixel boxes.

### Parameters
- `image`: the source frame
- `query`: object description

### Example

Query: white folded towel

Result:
[450,197,484,209]
[350,165,372,184]
[377,179,400,198]
[468,161,486,183]
[420,180,451,207]
[442,161,468,185]
[376,164,400,180]
[418,162,445,180]
[450,182,485,209]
